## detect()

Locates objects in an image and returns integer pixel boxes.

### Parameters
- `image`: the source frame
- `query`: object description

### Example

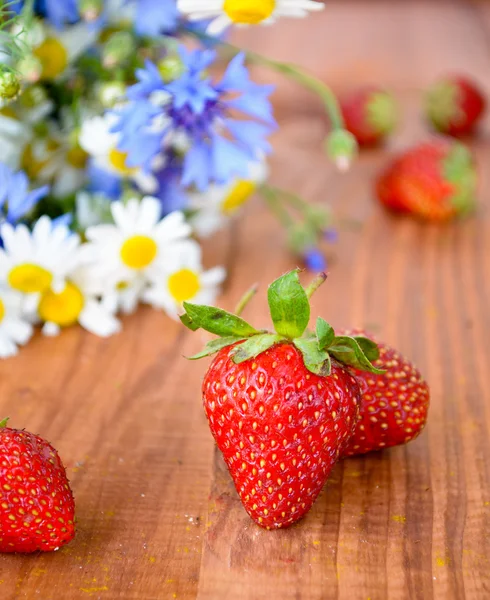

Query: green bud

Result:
[102,31,135,68]
[158,55,185,83]
[19,84,48,109]
[80,0,104,21]
[98,81,126,108]
[324,129,358,172]
[17,55,43,84]
[0,70,21,102]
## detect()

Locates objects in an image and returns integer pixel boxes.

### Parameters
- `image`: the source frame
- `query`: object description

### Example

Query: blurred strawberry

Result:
[340,86,398,146]
[425,75,486,137]
[376,140,477,221]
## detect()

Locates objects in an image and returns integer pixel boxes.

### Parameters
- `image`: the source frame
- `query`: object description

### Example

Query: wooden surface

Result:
[2,0,490,598]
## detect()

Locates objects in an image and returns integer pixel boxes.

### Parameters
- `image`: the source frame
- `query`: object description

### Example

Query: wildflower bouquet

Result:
[0,0,356,358]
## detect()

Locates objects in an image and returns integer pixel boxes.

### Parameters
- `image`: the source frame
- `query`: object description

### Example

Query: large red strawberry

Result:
[0,419,75,553]
[182,271,383,529]
[339,331,430,457]
[376,139,477,221]
[340,86,398,146]
[425,75,486,137]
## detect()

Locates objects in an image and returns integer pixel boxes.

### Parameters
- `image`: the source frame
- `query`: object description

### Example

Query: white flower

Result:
[79,113,157,193]
[0,217,83,309]
[143,241,226,319]
[0,112,33,171]
[178,0,325,35]
[99,275,147,316]
[0,288,33,358]
[38,267,121,338]
[85,196,192,287]
[189,159,267,238]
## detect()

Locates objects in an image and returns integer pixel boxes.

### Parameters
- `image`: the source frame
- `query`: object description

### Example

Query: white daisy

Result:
[143,240,226,319]
[0,288,33,359]
[79,113,157,194]
[178,0,325,35]
[0,217,83,309]
[0,110,33,171]
[99,275,148,316]
[85,196,193,287]
[32,22,98,81]
[38,266,121,338]
[189,159,267,238]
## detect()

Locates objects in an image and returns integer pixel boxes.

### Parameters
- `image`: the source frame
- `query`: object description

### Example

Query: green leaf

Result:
[352,336,380,363]
[329,336,385,374]
[294,337,331,376]
[267,270,310,339]
[181,303,260,338]
[316,317,335,350]
[231,334,283,364]
[0,417,9,428]
[187,336,247,360]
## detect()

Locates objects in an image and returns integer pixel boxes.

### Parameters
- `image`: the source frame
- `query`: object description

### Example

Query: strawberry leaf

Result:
[187,336,247,360]
[181,303,260,338]
[231,334,283,364]
[351,336,380,363]
[329,336,385,374]
[294,337,331,376]
[316,317,335,350]
[0,417,9,428]
[267,270,310,339]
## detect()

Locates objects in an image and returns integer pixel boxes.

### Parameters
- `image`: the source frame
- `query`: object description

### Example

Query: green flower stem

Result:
[304,272,328,299]
[185,29,345,131]
[235,283,259,317]
[259,184,294,229]
[262,184,313,217]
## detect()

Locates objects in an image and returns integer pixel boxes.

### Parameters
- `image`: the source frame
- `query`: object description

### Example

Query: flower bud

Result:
[0,70,21,102]
[158,55,185,83]
[17,55,43,84]
[80,0,104,22]
[102,31,135,69]
[98,81,126,108]
[324,129,358,172]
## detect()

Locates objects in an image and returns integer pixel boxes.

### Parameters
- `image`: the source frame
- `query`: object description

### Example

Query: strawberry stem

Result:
[235,283,259,317]
[304,272,328,300]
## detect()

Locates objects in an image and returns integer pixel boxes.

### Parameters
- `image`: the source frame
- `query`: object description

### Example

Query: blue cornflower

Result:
[87,161,123,201]
[0,164,49,224]
[153,155,188,216]
[113,47,276,191]
[33,0,79,29]
[304,249,327,273]
[133,0,179,37]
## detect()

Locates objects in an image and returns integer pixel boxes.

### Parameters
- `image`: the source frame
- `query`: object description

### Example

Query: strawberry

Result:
[425,75,486,137]
[340,86,398,146]
[339,331,430,457]
[0,419,75,553]
[181,271,383,529]
[376,139,477,221]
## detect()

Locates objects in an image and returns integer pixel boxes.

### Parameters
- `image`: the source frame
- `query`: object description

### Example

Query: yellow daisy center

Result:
[34,38,68,80]
[222,180,257,215]
[0,299,5,324]
[109,148,136,176]
[66,145,89,170]
[120,235,158,269]
[223,0,275,24]
[168,269,201,303]
[8,264,53,294]
[38,282,85,327]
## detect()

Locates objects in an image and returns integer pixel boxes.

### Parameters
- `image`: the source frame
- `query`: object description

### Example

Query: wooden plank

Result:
[0,1,489,598]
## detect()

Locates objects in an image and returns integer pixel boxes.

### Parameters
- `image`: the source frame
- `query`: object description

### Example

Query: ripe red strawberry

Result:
[182,271,383,529]
[340,331,430,457]
[426,75,486,137]
[376,139,477,221]
[340,86,398,146]
[0,419,75,553]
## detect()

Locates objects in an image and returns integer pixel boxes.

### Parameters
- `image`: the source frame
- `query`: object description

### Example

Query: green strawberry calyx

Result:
[367,91,398,136]
[0,417,9,428]
[443,142,477,215]
[426,81,464,131]
[180,270,384,377]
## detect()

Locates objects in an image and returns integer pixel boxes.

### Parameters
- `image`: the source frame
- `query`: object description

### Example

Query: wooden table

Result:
[1,1,490,598]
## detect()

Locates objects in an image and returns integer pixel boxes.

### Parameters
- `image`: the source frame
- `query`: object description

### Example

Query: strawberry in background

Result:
[425,75,486,137]
[376,139,477,221]
[340,86,398,146]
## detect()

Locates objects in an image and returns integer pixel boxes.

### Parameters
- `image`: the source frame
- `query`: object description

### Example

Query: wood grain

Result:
[1,1,490,598]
